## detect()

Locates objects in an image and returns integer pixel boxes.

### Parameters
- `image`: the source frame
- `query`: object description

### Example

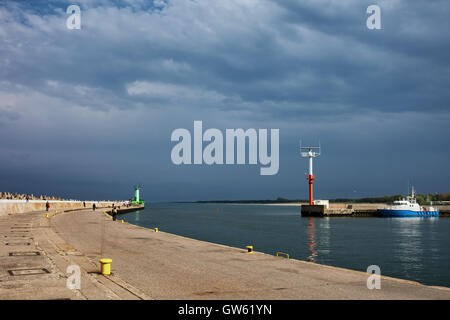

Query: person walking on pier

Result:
[92,203,96,211]
[45,201,50,212]
[112,207,118,221]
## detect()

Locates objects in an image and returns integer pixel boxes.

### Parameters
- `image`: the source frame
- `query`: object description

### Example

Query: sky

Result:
[0,0,449,202]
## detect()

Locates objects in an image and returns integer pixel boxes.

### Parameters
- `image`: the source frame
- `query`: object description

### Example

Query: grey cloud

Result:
[2,0,448,118]
[0,0,449,200]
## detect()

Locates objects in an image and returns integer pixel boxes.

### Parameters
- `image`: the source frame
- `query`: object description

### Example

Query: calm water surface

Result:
[121,203,450,287]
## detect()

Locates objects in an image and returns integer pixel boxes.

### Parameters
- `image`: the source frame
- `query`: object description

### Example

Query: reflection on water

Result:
[318,217,331,255]
[392,217,437,275]
[134,210,140,222]
[395,218,423,263]
[307,217,318,262]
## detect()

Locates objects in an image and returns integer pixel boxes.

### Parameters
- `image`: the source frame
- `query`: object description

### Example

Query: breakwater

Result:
[53,208,450,299]
[0,200,114,217]
[301,203,383,217]
[106,204,145,216]
[301,203,450,217]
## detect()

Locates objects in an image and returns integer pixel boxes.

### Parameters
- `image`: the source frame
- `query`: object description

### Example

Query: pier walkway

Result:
[1,208,450,299]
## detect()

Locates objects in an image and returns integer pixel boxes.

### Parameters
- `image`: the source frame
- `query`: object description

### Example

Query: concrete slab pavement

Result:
[0,210,148,300]
[49,210,450,300]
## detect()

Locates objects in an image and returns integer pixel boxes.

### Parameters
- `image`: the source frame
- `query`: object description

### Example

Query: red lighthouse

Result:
[300,144,320,205]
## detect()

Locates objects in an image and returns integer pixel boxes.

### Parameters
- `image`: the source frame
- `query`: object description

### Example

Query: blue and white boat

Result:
[378,188,439,217]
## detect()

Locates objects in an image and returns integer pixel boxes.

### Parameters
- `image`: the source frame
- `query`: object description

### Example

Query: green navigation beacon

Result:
[132,185,145,205]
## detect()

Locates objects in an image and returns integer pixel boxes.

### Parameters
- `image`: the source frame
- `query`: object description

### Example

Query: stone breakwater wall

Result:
[0,191,69,201]
[329,203,385,210]
[0,200,113,216]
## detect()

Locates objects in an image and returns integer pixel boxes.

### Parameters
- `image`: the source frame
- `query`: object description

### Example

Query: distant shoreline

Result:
[194,202,304,206]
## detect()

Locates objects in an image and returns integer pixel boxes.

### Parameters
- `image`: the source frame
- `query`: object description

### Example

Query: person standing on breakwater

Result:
[46,201,50,212]
[92,203,96,211]
[112,207,118,221]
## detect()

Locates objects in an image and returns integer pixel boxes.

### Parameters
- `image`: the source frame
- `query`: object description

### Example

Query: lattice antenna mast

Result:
[300,141,321,205]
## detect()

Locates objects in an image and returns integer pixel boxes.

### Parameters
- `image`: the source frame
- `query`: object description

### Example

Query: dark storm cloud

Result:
[2,0,448,117]
[0,0,449,200]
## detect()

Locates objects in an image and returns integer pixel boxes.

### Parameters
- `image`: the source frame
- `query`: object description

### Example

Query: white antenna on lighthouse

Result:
[300,141,321,205]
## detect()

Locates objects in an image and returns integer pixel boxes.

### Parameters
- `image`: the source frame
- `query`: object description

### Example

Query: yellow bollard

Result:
[46,213,49,218]
[99,258,112,275]
[246,245,253,253]
[276,252,290,259]
[154,228,158,232]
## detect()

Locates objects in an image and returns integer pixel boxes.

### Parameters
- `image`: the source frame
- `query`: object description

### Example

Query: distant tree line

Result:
[195,193,450,205]
[332,195,403,203]
[415,193,450,205]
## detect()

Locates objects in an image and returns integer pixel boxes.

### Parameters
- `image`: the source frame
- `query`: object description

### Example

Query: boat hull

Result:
[378,209,439,217]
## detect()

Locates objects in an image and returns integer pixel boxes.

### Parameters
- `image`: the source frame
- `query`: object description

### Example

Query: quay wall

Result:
[302,203,450,217]
[106,205,145,216]
[0,200,114,217]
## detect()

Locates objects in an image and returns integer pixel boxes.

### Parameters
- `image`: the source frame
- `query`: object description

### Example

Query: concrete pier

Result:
[0,200,114,217]
[301,203,450,217]
[301,204,383,217]
[107,205,145,216]
[1,208,450,299]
